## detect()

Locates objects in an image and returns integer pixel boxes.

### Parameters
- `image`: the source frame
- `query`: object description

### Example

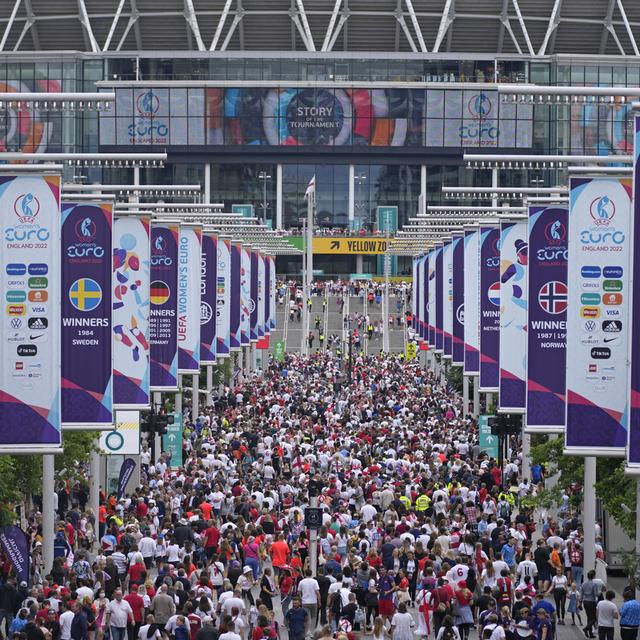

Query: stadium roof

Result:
[0,0,639,57]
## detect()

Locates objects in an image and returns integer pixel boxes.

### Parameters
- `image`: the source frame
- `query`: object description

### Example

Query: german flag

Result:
[150,280,170,305]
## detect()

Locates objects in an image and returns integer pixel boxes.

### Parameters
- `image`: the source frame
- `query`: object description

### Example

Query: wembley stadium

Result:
[0,0,638,276]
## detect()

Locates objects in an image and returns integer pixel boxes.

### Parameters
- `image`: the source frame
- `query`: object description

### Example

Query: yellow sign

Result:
[313,237,389,255]
[405,342,418,360]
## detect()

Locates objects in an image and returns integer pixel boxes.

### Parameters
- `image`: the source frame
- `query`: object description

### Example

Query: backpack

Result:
[431,587,452,615]
[499,502,510,519]
[570,545,583,566]
[494,577,511,604]
[441,627,456,640]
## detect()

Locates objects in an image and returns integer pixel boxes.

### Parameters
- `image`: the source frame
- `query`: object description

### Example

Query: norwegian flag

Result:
[538,280,568,315]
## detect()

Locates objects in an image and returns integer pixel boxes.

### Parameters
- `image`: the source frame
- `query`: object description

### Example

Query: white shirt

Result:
[106,598,133,628]
[77,586,94,602]
[297,577,320,604]
[597,600,619,627]
[391,611,415,640]
[139,537,156,557]
[139,625,161,640]
[445,564,469,586]
[59,610,74,640]
[360,504,377,523]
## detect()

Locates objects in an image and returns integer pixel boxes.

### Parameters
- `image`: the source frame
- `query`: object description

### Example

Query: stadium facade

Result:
[0,0,639,276]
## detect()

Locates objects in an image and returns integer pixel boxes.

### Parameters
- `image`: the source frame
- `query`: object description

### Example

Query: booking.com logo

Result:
[589,195,616,227]
[13,193,40,224]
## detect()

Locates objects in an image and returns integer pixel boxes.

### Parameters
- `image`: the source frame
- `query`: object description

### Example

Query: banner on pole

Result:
[229,242,241,350]
[479,225,500,392]
[428,252,436,347]
[526,206,568,432]
[250,250,259,341]
[463,228,480,376]
[434,245,444,352]
[629,114,640,471]
[0,175,61,449]
[116,458,136,500]
[269,255,276,331]
[240,245,251,346]
[61,203,113,428]
[0,526,29,584]
[200,231,217,364]
[150,222,179,391]
[442,240,453,359]
[216,237,231,356]
[113,215,150,409]
[452,234,465,366]
[258,253,266,338]
[177,224,202,374]
[566,176,631,455]
[498,219,528,413]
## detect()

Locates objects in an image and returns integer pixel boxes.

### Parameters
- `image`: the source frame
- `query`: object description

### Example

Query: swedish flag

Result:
[69,278,102,311]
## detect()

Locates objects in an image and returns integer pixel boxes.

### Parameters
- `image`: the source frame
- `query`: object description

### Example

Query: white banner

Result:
[0,175,61,449]
[113,215,150,408]
[240,245,251,345]
[566,176,632,455]
[100,410,140,455]
[463,228,480,375]
[427,250,436,348]
[178,224,202,374]
[216,237,231,357]
[499,219,528,412]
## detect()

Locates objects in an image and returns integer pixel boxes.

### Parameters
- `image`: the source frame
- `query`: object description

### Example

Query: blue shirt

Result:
[501,543,516,567]
[285,607,308,635]
[620,600,640,626]
[532,600,556,617]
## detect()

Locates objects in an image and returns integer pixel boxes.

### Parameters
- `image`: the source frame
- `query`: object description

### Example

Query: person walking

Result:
[596,590,618,640]
[105,590,134,640]
[581,570,599,638]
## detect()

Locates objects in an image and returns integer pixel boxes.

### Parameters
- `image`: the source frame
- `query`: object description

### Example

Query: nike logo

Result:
[30,334,44,340]
[604,337,618,343]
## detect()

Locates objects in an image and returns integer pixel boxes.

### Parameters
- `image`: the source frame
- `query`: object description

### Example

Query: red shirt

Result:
[124,593,145,623]
[203,526,220,549]
[128,563,145,585]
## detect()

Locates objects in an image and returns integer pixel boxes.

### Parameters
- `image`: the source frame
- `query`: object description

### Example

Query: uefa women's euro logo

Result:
[13,193,40,224]
[589,195,615,227]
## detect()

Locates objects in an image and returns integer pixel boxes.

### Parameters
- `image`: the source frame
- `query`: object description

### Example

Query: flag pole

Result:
[305,185,314,354]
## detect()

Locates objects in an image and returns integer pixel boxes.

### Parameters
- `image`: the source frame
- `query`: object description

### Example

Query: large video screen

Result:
[99,86,533,149]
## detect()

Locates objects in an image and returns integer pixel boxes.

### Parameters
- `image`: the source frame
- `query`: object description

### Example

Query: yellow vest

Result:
[415,494,430,511]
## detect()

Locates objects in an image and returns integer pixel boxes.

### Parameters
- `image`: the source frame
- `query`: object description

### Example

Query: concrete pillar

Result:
[521,430,531,481]
[473,376,480,419]
[583,456,597,573]
[356,255,364,274]
[348,164,355,229]
[192,373,199,414]
[206,365,213,405]
[420,165,427,213]
[486,392,493,412]
[153,391,162,461]
[175,374,182,418]
[89,445,101,548]
[42,455,55,574]
[276,164,283,229]
[463,375,470,417]
[204,163,211,204]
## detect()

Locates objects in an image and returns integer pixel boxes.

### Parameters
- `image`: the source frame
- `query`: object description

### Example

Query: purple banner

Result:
[264,255,271,335]
[150,223,179,390]
[230,242,241,350]
[479,226,500,391]
[0,526,29,584]
[630,116,640,468]
[463,229,480,375]
[526,206,568,431]
[452,235,464,365]
[413,256,420,335]
[443,240,453,357]
[117,457,136,500]
[435,246,444,351]
[428,252,436,347]
[200,232,217,364]
[250,250,259,341]
[421,255,428,342]
[61,203,113,426]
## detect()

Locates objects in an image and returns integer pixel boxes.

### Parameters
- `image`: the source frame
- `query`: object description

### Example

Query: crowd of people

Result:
[0,351,635,640]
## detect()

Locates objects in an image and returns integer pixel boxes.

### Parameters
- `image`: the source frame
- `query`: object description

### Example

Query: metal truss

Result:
[0,0,638,55]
